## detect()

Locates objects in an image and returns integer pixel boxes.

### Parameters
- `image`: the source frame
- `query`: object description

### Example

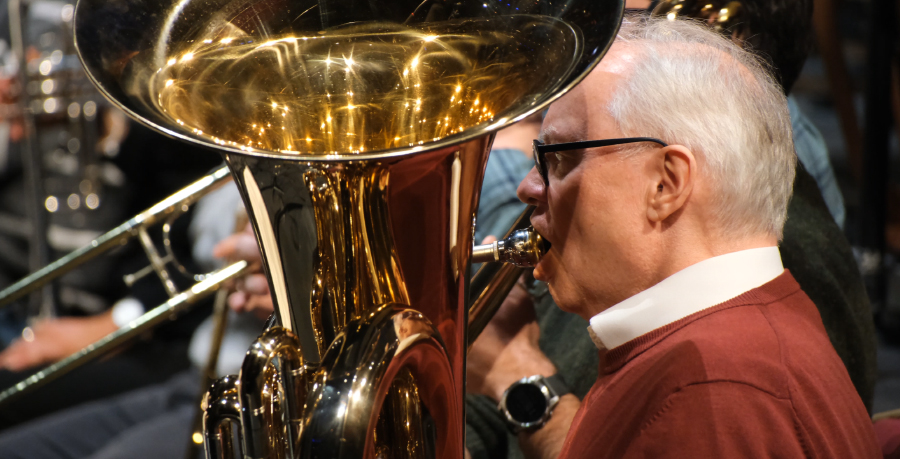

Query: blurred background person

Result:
[0,0,221,429]
[0,179,270,459]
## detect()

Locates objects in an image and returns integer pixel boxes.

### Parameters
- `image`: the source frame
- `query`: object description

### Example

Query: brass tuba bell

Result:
[72,0,624,457]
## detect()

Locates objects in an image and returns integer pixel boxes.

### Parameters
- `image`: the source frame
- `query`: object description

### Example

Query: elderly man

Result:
[471,18,878,458]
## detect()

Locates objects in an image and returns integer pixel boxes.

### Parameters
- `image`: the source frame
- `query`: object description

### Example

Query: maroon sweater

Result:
[558,271,879,459]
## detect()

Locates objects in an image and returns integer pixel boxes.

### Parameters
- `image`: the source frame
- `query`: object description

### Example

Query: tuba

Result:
[72,0,624,457]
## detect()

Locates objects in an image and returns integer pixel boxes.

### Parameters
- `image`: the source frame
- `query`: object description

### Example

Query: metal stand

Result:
[8,0,53,321]
[858,0,897,314]
[185,288,231,459]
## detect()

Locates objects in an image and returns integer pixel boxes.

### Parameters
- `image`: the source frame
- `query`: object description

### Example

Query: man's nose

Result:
[517,167,546,206]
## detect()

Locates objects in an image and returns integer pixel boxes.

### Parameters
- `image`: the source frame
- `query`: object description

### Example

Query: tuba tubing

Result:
[204,214,546,459]
[203,375,244,459]
[207,305,464,459]
[238,327,307,459]
[468,206,542,346]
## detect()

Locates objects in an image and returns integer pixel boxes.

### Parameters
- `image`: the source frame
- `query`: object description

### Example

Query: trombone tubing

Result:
[0,166,233,309]
[0,260,248,406]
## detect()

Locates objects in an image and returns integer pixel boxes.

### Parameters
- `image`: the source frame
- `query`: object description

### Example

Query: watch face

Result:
[506,383,548,423]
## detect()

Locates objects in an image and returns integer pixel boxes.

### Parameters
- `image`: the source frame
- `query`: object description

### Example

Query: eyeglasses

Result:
[532,137,669,186]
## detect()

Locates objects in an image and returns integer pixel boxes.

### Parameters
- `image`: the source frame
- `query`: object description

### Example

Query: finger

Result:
[0,342,19,368]
[481,235,497,244]
[228,290,248,312]
[213,233,260,262]
[1,342,40,372]
[223,275,244,293]
[242,275,270,295]
[244,294,275,314]
[490,285,535,326]
[212,235,237,259]
[251,306,274,321]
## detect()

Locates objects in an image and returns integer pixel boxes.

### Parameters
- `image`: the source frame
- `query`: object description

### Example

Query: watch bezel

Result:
[498,375,561,433]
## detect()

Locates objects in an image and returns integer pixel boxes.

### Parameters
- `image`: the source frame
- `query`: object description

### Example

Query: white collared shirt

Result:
[587,247,784,351]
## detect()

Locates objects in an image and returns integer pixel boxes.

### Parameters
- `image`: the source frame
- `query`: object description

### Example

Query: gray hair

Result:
[608,17,796,240]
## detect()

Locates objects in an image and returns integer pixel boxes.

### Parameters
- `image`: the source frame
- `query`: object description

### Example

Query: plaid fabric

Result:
[789,96,845,228]
[474,149,533,243]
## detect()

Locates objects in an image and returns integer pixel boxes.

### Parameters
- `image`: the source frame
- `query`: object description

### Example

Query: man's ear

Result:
[646,145,695,223]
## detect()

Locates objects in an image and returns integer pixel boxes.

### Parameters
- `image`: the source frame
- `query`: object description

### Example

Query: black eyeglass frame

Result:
[532,137,669,186]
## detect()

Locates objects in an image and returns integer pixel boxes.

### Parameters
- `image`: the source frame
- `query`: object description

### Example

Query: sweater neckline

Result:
[600,270,801,374]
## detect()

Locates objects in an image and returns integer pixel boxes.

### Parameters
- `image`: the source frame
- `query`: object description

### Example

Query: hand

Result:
[467,275,556,402]
[0,76,24,142]
[0,313,118,372]
[213,223,274,319]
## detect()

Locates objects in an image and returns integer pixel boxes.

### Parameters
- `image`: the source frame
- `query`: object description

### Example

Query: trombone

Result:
[0,165,247,404]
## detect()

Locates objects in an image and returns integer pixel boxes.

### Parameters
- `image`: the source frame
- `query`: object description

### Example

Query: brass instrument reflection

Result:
[146,18,580,156]
[375,367,428,459]
[652,0,744,34]
[303,165,409,360]
[369,311,437,459]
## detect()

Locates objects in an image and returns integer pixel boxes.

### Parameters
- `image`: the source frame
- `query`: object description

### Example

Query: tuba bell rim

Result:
[72,5,624,163]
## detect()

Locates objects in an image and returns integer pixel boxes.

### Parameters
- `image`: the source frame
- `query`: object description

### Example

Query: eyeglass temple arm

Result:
[536,136,668,153]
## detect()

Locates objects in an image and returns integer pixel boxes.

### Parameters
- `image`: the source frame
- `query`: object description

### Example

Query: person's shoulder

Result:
[653,312,790,389]
[608,273,839,402]
[634,295,808,396]
[644,278,839,391]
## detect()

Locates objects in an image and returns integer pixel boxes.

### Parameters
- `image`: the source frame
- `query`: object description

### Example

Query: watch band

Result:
[543,374,570,398]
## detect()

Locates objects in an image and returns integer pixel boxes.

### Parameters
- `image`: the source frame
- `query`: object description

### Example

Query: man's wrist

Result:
[499,374,571,433]
[488,355,557,401]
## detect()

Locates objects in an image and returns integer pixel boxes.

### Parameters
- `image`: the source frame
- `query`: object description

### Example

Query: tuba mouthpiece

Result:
[472,227,548,267]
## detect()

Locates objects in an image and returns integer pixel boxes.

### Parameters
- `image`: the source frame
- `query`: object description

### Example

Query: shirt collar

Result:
[588,247,784,350]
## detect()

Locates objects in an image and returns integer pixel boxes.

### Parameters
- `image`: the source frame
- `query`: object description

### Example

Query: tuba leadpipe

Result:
[72,0,625,457]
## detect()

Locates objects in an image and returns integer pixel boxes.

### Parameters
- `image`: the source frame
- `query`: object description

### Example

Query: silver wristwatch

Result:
[498,374,570,433]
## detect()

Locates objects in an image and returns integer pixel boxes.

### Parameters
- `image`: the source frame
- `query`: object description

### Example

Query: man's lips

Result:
[533,250,551,281]
[529,216,550,245]
[532,241,553,281]
[529,214,552,281]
